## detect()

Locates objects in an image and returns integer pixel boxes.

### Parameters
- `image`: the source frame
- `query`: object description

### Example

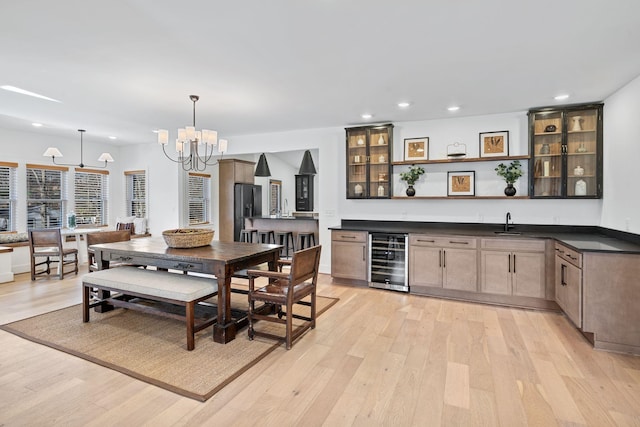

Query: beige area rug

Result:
[1,293,338,401]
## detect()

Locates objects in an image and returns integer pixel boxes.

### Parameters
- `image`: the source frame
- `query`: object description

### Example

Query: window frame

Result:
[125,170,147,218]
[0,161,18,232]
[26,163,69,230]
[187,172,210,225]
[74,167,109,226]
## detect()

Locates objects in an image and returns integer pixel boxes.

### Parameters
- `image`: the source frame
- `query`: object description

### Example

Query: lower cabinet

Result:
[480,239,546,298]
[555,243,582,328]
[409,235,477,292]
[331,230,368,281]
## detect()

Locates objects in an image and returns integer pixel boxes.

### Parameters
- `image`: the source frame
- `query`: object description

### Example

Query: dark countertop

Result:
[248,216,318,221]
[329,220,640,254]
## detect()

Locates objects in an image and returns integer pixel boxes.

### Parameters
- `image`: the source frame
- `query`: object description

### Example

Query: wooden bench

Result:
[82,266,218,350]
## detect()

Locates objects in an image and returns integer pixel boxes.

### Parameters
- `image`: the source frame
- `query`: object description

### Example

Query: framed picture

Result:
[479,131,509,157]
[404,137,429,161]
[447,171,475,196]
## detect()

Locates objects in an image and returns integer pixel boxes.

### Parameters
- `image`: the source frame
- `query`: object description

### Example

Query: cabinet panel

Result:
[529,103,603,199]
[409,246,443,288]
[480,251,512,295]
[556,257,582,328]
[331,240,367,281]
[295,174,314,211]
[346,124,393,199]
[512,252,545,298]
[443,248,477,292]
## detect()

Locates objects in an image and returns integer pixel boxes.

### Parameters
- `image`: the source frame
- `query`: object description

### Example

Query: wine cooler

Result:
[368,233,408,292]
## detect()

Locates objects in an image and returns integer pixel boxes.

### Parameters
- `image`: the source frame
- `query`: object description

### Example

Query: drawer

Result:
[481,238,545,252]
[332,230,367,243]
[107,253,204,272]
[410,234,477,248]
[555,243,582,268]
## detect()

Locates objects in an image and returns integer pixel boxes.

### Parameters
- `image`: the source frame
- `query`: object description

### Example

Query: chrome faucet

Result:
[505,212,513,232]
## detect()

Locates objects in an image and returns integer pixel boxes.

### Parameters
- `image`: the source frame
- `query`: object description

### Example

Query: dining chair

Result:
[28,228,79,280]
[86,230,132,272]
[247,245,321,349]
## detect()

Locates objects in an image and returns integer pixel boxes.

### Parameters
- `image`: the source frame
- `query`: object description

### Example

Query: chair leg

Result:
[286,299,294,350]
[311,290,317,329]
[83,285,90,323]
[247,279,255,340]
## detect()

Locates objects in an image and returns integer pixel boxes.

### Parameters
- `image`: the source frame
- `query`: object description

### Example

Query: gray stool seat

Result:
[275,231,295,258]
[298,232,316,250]
[239,229,258,243]
[256,230,275,244]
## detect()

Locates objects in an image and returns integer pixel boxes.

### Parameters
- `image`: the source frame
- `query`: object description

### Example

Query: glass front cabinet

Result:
[345,124,394,199]
[528,103,603,198]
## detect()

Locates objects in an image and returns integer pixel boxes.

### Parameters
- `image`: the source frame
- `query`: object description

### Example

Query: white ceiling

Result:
[1,1,640,147]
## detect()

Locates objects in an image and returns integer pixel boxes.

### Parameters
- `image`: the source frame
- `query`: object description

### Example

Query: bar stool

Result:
[297,232,316,250]
[274,231,295,258]
[239,229,258,243]
[256,230,275,244]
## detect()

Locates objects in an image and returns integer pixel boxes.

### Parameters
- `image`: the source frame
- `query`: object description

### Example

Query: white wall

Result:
[601,74,640,234]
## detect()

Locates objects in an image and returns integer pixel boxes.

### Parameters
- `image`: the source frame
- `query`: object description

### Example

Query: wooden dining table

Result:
[91,237,281,344]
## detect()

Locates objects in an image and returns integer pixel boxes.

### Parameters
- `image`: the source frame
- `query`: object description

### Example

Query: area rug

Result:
[0,294,338,401]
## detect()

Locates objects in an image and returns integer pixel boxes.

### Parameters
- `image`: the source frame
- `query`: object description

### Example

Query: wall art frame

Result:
[447,171,475,196]
[479,130,509,157]
[403,137,429,161]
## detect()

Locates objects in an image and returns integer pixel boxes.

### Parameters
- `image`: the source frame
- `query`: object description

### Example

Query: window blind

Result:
[188,173,210,225]
[0,162,17,231]
[125,170,147,218]
[26,165,68,229]
[74,169,109,225]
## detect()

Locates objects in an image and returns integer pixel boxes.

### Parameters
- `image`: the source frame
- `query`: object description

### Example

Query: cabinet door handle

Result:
[513,254,516,273]
[449,241,469,245]
[443,250,446,269]
[341,235,356,239]
[508,254,511,273]
[439,249,442,267]
[362,246,365,261]
[418,239,435,243]
[561,264,567,286]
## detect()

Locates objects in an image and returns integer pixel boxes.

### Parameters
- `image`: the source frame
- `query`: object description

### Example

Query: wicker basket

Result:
[162,228,214,248]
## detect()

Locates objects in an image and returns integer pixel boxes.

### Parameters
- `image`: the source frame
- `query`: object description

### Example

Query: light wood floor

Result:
[1,269,639,426]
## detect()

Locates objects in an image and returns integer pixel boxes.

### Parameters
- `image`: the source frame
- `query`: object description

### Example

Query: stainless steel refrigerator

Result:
[234,183,262,241]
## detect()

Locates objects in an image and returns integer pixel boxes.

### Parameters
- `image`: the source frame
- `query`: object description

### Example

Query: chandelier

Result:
[157,95,227,171]
[43,129,114,168]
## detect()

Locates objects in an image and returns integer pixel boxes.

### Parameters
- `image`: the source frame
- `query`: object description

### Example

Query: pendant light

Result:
[298,150,317,175]
[43,129,114,168]
[254,153,272,177]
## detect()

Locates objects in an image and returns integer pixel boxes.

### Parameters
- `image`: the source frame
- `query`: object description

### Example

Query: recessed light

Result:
[1,85,61,103]
[447,106,460,112]
[361,113,373,119]
[397,102,411,108]
[108,136,117,140]
[31,123,43,127]
[152,130,160,133]
[554,94,570,101]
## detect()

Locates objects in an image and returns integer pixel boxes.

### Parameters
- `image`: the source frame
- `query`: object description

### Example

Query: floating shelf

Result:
[391,195,530,200]
[392,155,529,166]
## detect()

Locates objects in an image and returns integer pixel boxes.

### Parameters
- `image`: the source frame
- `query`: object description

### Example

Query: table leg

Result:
[213,272,236,344]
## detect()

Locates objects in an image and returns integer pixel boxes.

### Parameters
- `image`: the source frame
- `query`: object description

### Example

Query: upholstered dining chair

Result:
[246,245,321,349]
[86,230,132,272]
[28,228,79,280]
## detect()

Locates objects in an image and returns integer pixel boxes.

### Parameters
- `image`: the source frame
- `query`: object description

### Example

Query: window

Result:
[188,172,210,225]
[0,162,18,231]
[125,170,147,218]
[26,164,68,229]
[74,168,109,226]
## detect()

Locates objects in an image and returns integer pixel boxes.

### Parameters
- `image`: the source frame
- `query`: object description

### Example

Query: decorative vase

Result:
[571,116,583,132]
[354,183,363,197]
[378,135,385,145]
[575,179,587,196]
[406,185,416,197]
[504,183,517,197]
[540,143,550,154]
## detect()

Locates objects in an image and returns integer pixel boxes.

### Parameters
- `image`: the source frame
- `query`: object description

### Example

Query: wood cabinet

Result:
[218,159,255,242]
[529,103,603,198]
[480,238,546,298]
[345,124,393,199]
[295,174,314,212]
[555,242,583,328]
[331,230,368,281]
[409,234,477,293]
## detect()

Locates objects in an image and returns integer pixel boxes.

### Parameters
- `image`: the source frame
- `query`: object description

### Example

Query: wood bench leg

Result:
[186,301,195,351]
[83,285,90,323]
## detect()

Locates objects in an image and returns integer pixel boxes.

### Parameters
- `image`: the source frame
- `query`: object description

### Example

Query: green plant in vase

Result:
[399,165,425,197]
[495,160,523,196]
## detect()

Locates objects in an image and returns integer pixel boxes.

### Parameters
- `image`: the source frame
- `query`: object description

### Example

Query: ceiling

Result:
[1,1,640,147]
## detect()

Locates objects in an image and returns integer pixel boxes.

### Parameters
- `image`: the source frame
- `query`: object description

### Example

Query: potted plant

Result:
[399,165,425,196]
[495,160,523,196]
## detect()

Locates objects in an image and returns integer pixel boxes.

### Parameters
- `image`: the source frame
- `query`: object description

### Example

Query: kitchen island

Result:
[244,216,319,248]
